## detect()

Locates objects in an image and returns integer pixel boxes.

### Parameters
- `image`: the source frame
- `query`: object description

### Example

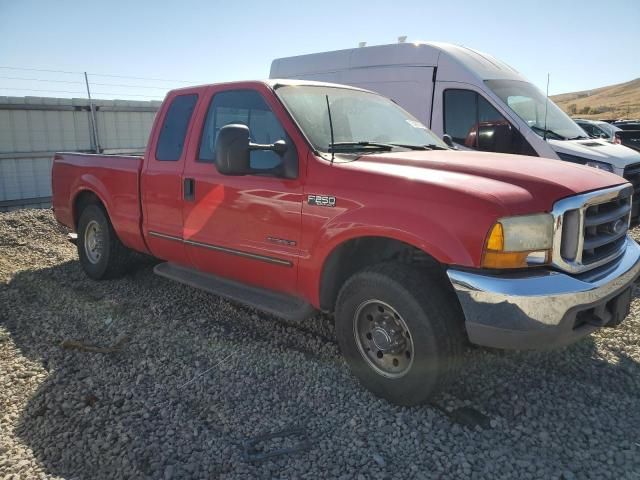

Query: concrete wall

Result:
[0,96,161,211]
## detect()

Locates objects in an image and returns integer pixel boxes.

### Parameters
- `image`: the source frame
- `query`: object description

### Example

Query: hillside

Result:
[550,78,640,120]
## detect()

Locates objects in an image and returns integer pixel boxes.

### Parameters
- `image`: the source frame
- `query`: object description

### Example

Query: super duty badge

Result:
[308,194,336,207]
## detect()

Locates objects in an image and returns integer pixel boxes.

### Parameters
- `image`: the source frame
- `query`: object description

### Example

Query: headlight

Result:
[481,213,553,269]
[585,160,614,172]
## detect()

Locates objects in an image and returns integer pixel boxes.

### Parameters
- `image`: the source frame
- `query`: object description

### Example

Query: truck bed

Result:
[51,152,147,252]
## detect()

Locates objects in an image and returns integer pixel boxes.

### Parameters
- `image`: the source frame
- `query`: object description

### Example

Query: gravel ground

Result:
[0,209,639,480]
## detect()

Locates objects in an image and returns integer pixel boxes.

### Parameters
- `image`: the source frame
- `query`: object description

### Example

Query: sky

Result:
[0,0,638,101]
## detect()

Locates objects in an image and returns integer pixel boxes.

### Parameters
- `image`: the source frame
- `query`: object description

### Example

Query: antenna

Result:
[543,73,550,141]
[326,94,335,165]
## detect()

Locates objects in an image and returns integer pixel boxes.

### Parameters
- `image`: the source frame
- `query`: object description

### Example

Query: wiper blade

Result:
[568,135,589,140]
[390,143,448,151]
[531,126,566,140]
[328,141,394,152]
[425,144,449,151]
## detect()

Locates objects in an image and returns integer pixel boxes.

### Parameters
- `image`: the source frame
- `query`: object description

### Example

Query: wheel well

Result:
[319,237,449,312]
[73,191,104,228]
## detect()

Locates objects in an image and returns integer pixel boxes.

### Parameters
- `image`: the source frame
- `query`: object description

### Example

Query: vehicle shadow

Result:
[2,260,639,478]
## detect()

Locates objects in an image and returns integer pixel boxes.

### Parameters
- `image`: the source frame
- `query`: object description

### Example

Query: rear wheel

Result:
[77,204,131,280]
[335,263,465,405]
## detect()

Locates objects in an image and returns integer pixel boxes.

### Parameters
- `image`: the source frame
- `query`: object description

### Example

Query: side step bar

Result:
[153,262,316,322]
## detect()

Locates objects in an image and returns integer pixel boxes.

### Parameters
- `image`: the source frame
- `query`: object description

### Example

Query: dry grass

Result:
[551,78,640,120]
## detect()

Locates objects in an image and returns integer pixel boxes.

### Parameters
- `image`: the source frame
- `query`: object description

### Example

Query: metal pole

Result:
[84,72,100,153]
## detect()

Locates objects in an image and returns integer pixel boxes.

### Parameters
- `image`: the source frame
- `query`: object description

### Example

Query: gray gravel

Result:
[1,208,639,479]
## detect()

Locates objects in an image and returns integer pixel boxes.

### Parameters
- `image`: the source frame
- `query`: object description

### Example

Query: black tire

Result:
[77,204,131,280]
[335,263,465,406]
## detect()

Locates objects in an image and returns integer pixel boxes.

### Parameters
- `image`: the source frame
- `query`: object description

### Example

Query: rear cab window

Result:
[156,94,198,161]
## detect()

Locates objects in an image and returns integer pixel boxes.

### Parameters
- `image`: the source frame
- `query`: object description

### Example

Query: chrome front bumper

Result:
[447,237,640,350]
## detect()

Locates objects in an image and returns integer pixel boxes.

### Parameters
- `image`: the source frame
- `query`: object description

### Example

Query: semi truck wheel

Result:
[335,263,465,406]
[77,204,130,280]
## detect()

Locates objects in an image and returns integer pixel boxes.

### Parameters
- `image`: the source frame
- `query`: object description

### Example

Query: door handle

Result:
[184,178,195,201]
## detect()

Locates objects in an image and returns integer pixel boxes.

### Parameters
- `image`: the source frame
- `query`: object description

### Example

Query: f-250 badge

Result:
[308,194,336,207]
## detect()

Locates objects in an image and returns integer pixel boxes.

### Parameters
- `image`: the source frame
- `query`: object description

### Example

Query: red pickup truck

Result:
[52,80,640,405]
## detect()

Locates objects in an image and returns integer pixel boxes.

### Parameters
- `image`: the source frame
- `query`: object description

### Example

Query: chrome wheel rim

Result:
[84,220,103,264]
[353,299,414,378]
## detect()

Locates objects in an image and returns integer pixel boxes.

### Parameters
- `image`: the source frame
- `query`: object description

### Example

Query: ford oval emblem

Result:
[612,219,625,234]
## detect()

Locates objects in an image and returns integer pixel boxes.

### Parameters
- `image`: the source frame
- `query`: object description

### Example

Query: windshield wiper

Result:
[531,126,566,140]
[568,135,589,140]
[328,141,395,152]
[390,143,449,151]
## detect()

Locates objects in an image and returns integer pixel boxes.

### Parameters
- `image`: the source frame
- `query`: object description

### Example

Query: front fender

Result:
[313,206,475,266]
[298,203,497,307]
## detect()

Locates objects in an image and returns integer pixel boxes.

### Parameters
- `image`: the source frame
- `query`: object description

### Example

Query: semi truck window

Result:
[443,90,476,144]
[444,89,536,156]
[198,90,287,170]
[156,94,198,161]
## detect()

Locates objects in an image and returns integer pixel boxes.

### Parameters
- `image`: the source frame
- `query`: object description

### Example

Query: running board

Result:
[153,262,316,322]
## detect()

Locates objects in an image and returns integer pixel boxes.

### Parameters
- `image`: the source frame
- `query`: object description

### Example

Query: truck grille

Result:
[552,184,633,274]
[623,163,640,220]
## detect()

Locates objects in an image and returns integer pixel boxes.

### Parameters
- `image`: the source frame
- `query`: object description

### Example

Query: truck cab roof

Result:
[168,79,375,96]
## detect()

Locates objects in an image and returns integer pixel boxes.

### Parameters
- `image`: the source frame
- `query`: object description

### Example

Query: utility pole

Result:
[84,72,101,153]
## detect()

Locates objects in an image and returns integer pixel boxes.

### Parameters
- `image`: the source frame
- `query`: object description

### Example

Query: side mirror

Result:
[215,124,251,175]
[600,133,608,139]
[442,134,456,149]
[214,124,289,176]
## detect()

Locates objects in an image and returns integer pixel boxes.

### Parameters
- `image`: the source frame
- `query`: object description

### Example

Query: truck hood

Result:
[549,138,640,170]
[348,149,627,214]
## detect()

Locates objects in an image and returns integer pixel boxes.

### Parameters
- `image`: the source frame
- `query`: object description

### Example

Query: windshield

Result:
[275,85,448,152]
[597,122,621,136]
[485,79,587,140]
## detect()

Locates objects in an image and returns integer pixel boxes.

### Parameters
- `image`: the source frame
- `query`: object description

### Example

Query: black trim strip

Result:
[148,230,292,267]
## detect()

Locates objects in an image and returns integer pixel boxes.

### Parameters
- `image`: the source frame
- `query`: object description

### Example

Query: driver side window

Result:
[444,89,536,156]
[198,90,287,169]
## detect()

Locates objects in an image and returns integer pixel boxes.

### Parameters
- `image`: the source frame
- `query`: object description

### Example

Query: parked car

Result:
[614,130,640,153]
[613,121,640,130]
[574,119,640,155]
[574,119,621,141]
[52,80,640,405]
[270,42,640,219]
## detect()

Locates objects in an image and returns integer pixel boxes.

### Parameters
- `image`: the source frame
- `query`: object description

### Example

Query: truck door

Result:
[181,86,303,295]
[141,91,200,264]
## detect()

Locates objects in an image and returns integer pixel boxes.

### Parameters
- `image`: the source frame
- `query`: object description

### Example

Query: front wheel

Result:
[77,204,131,280]
[335,263,465,406]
